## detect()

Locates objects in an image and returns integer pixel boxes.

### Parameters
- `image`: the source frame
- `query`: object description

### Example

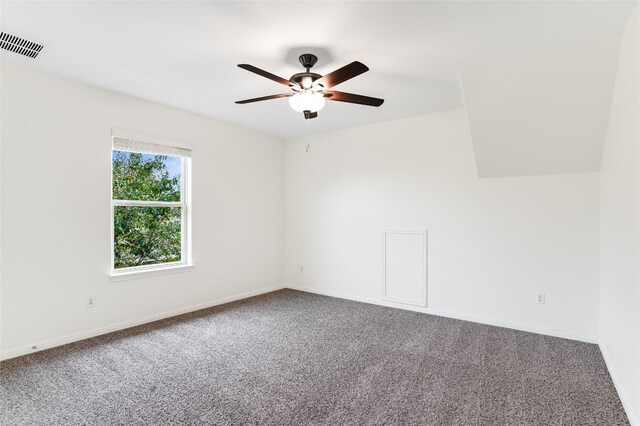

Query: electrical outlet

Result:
[536,293,545,305]
[300,266,304,273]
[86,296,96,308]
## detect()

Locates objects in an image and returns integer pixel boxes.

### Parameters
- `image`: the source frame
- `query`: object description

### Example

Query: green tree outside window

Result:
[112,151,183,269]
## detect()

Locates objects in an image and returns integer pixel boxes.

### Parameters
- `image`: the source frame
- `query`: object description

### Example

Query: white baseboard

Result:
[284,284,598,344]
[0,284,286,361]
[599,342,638,425]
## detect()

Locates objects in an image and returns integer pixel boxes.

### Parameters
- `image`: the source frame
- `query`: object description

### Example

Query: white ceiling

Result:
[1,1,636,143]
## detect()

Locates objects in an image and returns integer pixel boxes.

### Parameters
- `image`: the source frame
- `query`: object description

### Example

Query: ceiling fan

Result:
[235,53,384,119]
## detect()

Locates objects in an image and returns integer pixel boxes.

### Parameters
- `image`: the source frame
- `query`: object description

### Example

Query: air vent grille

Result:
[0,32,43,58]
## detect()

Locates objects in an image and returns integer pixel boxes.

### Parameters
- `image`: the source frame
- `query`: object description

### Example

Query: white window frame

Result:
[110,135,192,280]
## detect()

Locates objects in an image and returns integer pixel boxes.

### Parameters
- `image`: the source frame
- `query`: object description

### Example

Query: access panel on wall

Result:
[382,230,427,307]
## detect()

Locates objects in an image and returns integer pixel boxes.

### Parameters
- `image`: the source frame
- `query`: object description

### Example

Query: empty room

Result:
[1,1,638,425]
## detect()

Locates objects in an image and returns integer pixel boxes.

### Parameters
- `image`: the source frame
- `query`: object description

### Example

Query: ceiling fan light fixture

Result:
[288,90,325,113]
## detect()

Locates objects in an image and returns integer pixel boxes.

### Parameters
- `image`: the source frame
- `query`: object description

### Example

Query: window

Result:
[111,136,191,276]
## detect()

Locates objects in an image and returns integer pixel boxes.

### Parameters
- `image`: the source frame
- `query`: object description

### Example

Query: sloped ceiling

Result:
[459,35,623,177]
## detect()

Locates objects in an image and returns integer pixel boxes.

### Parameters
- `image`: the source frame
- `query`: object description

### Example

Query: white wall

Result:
[599,5,640,424]
[0,62,284,358]
[285,108,600,341]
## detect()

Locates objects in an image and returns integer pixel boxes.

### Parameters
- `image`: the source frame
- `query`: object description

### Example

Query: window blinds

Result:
[112,136,192,158]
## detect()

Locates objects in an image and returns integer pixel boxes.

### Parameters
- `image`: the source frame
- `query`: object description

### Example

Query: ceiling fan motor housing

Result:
[290,72,322,88]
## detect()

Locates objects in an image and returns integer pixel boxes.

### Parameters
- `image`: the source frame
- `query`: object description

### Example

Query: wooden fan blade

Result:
[324,91,384,107]
[235,93,293,104]
[237,64,295,87]
[314,61,369,89]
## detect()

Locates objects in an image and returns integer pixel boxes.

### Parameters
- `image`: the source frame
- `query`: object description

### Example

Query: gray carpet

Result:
[0,289,629,425]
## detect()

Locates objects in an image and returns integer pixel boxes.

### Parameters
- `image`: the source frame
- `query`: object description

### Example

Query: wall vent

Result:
[0,32,43,58]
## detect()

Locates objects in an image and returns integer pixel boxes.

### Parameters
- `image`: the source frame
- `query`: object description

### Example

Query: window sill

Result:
[110,264,195,282]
